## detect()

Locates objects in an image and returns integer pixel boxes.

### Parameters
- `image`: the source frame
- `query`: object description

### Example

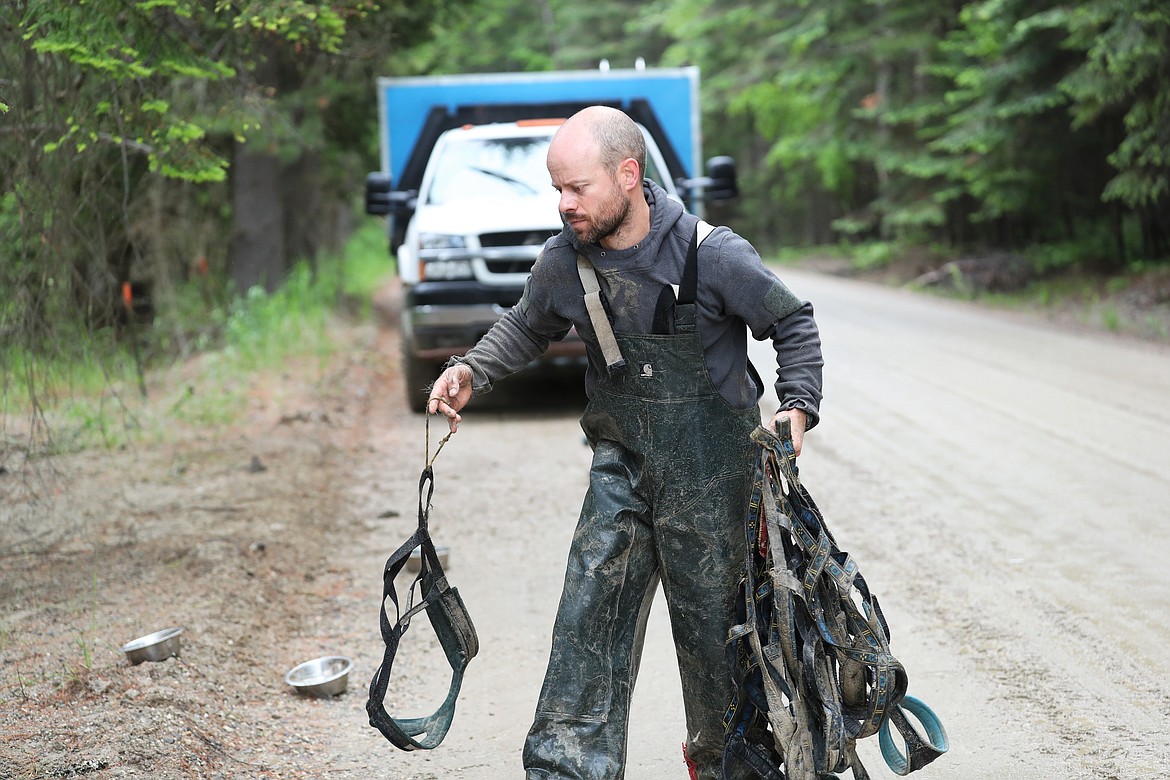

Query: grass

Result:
[932,261,1170,341]
[770,243,850,266]
[69,570,99,676]
[1,217,395,455]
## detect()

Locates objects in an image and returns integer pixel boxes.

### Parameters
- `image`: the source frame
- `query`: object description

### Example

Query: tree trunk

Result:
[282,152,328,271]
[229,144,286,294]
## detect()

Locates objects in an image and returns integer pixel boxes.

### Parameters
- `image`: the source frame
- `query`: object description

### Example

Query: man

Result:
[427,105,823,780]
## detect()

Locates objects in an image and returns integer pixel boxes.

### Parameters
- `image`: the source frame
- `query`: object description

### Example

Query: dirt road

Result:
[3,269,1169,779]
[760,271,1170,779]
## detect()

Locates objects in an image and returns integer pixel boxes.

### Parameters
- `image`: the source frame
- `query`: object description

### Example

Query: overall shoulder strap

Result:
[674,220,717,332]
[578,220,717,362]
[677,219,716,305]
[576,255,627,372]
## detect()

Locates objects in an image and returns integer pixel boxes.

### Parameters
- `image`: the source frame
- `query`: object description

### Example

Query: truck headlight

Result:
[422,258,474,280]
[419,233,467,250]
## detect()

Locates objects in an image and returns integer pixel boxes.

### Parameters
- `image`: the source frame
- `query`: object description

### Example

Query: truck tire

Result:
[401,337,435,413]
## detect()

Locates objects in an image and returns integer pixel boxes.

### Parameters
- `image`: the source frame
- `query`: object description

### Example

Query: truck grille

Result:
[478,230,551,274]
[485,258,537,274]
[480,230,553,248]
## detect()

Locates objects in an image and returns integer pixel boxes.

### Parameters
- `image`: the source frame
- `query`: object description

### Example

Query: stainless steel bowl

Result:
[284,656,352,698]
[121,627,183,665]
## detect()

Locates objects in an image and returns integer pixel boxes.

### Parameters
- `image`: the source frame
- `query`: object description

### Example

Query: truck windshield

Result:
[426,137,550,205]
[424,133,671,206]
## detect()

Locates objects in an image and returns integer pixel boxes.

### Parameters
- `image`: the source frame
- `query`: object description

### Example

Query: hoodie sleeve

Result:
[447,256,574,394]
[702,229,824,424]
[766,301,824,427]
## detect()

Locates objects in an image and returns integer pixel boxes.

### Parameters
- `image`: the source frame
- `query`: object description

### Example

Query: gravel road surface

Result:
[4,268,1167,780]
[343,268,1170,779]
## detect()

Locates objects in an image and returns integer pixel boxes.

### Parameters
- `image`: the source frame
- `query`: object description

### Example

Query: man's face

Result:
[547,132,631,246]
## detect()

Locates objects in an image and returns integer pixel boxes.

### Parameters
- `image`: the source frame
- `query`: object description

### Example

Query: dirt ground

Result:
[1,281,390,776]
[0,279,602,780]
[2,268,1169,780]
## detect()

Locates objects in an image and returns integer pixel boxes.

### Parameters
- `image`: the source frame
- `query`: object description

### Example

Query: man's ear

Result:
[618,157,641,191]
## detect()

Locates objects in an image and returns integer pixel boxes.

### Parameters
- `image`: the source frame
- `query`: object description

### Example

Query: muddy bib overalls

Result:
[523,225,760,780]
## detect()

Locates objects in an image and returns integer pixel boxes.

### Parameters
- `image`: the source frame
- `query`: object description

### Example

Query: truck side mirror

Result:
[703,156,738,201]
[366,172,418,218]
[365,172,393,215]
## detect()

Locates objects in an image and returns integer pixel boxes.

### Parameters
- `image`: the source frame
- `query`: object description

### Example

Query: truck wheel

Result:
[401,339,436,414]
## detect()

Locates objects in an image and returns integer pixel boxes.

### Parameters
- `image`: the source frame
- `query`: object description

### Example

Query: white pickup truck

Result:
[365,68,737,410]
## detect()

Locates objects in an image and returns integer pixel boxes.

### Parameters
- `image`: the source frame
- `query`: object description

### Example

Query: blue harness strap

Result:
[880,695,949,775]
[366,464,479,751]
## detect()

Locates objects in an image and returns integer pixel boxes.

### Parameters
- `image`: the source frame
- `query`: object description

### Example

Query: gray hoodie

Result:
[454,180,824,424]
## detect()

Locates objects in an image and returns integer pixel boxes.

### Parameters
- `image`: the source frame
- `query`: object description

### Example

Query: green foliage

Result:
[1020,217,1131,273]
[848,241,904,271]
[657,0,1168,262]
[1,0,442,446]
[223,0,349,52]
[17,0,366,183]
[402,0,670,75]
[924,1,1079,227]
[219,219,392,363]
[341,219,399,298]
[406,0,554,73]
[1,217,394,452]
[5,0,1170,454]
[1057,0,1170,209]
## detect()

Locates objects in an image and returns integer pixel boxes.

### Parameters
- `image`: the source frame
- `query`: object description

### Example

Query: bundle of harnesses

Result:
[366,422,479,750]
[722,422,947,780]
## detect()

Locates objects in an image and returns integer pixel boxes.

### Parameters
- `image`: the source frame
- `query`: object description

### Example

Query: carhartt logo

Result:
[640,363,654,378]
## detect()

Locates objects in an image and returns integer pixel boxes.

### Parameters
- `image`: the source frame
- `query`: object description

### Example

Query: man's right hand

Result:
[427,364,474,433]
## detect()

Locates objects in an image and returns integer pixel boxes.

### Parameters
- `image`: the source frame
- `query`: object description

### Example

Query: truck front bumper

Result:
[404,282,585,363]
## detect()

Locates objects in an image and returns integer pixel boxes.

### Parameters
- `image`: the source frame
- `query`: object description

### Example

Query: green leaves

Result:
[15,0,364,183]
[659,0,1168,260]
[5,0,1168,314]
[224,1,349,54]
[1056,0,1170,208]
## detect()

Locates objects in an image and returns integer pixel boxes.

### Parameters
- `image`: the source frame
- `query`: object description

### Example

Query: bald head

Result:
[554,106,648,181]
[547,105,652,249]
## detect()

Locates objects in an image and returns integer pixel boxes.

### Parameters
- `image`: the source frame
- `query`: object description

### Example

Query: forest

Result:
[3,0,1169,404]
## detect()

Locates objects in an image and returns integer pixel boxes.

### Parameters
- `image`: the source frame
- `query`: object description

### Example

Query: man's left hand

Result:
[767,408,808,456]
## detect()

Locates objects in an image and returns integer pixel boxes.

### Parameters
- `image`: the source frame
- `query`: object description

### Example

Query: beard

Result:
[565,187,630,245]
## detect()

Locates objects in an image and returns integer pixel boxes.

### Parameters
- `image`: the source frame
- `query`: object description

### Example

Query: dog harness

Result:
[721,422,948,779]
[366,426,479,751]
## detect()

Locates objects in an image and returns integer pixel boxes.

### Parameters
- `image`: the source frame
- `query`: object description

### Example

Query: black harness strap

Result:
[366,454,479,751]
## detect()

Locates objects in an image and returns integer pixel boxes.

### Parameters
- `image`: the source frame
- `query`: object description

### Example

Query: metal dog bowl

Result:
[406,544,450,573]
[284,655,352,698]
[121,627,183,665]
